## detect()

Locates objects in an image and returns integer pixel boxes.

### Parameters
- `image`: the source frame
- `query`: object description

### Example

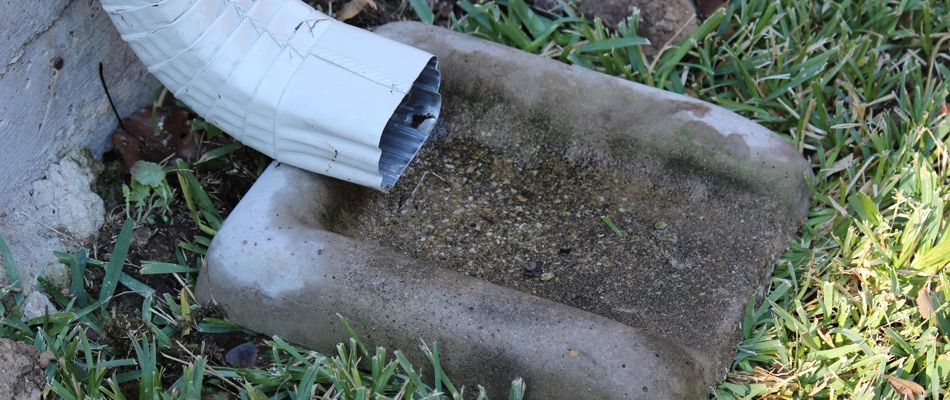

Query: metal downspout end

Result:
[99,0,442,192]
[379,57,442,192]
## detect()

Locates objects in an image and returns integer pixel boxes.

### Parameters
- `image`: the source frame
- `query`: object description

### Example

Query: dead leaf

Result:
[886,375,925,399]
[917,287,935,319]
[336,0,377,21]
[112,106,198,172]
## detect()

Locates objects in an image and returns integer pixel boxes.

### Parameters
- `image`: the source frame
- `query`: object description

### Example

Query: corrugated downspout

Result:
[100,0,441,191]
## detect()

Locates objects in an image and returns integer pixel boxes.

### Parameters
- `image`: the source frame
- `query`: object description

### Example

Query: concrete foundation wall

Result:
[0,0,159,214]
[1,0,159,300]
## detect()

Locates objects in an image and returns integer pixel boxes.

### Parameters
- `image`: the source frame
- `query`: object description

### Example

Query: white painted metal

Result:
[100,0,441,190]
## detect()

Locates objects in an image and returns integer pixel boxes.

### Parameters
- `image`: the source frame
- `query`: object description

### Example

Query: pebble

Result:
[38,350,56,368]
[523,260,543,278]
[525,261,542,271]
[225,342,258,368]
[132,227,152,247]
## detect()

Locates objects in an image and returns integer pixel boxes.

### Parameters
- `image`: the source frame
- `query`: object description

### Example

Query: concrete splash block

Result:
[196,23,810,399]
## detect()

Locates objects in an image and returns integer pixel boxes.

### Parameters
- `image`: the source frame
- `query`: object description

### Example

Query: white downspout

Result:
[100,0,441,191]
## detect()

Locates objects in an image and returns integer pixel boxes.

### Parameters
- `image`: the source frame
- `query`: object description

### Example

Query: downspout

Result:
[100,0,441,191]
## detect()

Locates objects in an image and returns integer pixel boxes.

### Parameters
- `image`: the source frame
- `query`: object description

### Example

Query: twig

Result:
[16,211,67,238]
[648,13,698,73]
[399,171,429,210]
[172,271,199,306]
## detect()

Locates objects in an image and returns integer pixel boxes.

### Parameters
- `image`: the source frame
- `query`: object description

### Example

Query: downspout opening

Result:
[378,57,442,192]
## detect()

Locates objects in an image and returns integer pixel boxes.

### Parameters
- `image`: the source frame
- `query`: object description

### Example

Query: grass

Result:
[2,158,525,399]
[420,0,950,397]
[2,0,949,398]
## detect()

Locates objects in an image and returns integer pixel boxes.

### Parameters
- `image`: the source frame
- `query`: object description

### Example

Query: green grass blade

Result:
[0,316,33,334]
[509,377,526,400]
[37,276,71,307]
[409,0,434,24]
[69,250,88,307]
[196,142,242,165]
[139,261,197,275]
[0,232,25,304]
[422,340,459,397]
[577,37,650,53]
[118,273,154,296]
[600,216,624,236]
[99,218,135,305]
[272,336,312,366]
[176,161,222,235]
[26,311,77,326]
[337,314,369,357]
[294,364,320,400]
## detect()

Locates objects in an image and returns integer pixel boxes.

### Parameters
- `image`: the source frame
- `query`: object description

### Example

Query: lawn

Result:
[2,0,949,398]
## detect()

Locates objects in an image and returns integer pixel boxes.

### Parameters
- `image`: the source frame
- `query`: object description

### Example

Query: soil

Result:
[324,118,789,360]
[92,132,266,393]
[0,338,46,400]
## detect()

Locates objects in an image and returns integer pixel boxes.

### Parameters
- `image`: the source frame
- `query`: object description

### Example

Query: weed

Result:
[123,161,174,224]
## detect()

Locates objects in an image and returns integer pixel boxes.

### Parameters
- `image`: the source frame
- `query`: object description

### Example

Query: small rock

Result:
[523,261,543,278]
[38,350,56,368]
[525,261,542,271]
[225,342,258,368]
[21,291,56,322]
[578,0,700,58]
[132,227,152,248]
[540,272,555,281]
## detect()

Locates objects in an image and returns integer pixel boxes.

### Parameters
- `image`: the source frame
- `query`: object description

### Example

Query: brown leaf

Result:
[887,375,925,399]
[336,0,377,21]
[917,287,935,319]
[112,106,198,171]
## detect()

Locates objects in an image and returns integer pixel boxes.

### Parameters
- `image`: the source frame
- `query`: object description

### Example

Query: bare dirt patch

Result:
[0,338,46,400]
[91,134,265,392]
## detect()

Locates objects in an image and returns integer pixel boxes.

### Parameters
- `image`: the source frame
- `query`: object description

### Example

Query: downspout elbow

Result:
[100,0,441,191]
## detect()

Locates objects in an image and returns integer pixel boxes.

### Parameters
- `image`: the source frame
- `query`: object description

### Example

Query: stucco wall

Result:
[0,0,160,214]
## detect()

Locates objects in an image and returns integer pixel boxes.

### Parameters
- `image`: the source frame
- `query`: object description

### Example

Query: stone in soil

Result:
[578,0,701,57]
[225,342,259,368]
